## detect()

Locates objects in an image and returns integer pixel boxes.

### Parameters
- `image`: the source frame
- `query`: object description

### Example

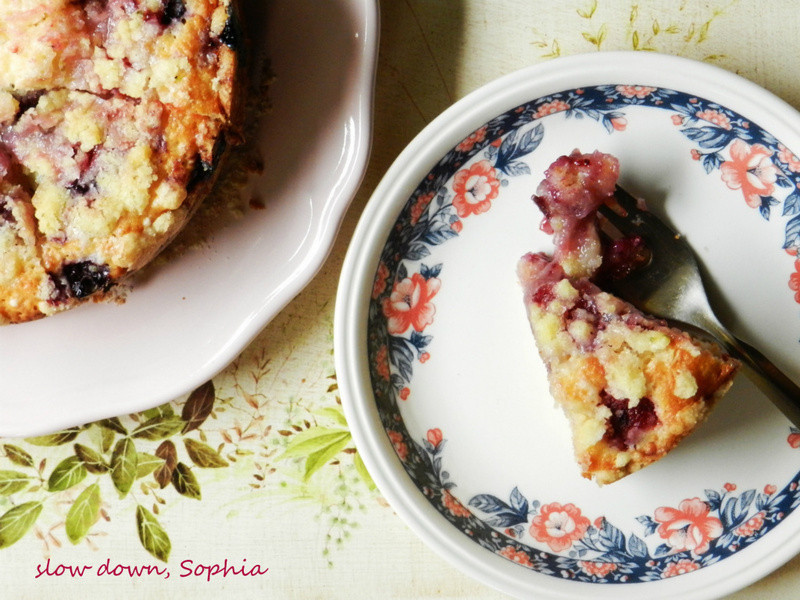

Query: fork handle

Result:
[700,318,800,427]
[728,337,800,427]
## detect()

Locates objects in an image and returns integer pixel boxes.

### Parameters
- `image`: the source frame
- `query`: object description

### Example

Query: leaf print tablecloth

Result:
[3,1,800,598]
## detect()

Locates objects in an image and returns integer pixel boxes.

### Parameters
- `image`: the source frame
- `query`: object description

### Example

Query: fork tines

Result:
[613,185,642,210]
[597,186,642,233]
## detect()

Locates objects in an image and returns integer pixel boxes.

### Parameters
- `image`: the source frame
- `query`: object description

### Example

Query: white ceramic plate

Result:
[335,52,800,600]
[0,0,378,437]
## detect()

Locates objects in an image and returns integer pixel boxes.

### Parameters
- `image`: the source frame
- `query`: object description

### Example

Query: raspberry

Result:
[600,391,659,449]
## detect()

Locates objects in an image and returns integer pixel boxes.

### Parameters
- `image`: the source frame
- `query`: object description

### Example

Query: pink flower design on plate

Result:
[387,430,408,461]
[578,560,617,577]
[734,511,766,537]
[654,497,723,555]
[662,558,701,578]
[789,261,800,304]
[720,139,779,208]
[451,160,501,218]
[579,561,618,577]
[534,99,570,118]
[372,262,389,299]
[529,502,590,553]
[410,191,435,225]
[788,428,800,447]
[498,545,533,568]
[616,85,656,98]
[695,109,732,130]
[382,272,441,335]
[375,344,390,381]
[426,428,443,448]
[778,143,800,173]
[610,116,627,131]
[442,489,471,518]
[456,125,488,152]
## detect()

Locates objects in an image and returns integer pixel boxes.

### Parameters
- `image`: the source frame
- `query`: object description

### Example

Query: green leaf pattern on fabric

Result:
[136,506,171,562]
[0,502,42,548]
[0,365,374,565]
[65,483,101,544]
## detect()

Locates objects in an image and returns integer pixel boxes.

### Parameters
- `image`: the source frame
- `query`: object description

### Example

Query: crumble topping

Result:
[0,0,241,323]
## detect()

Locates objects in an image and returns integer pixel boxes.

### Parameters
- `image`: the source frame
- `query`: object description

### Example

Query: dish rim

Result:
[183,0,380,401]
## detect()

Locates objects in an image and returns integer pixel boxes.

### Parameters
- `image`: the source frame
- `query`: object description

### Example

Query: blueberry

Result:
[51,261,111,302]
[218,10,240,50]
[159,0,186,26]
[67,180,94,195]
[0,200,13,223]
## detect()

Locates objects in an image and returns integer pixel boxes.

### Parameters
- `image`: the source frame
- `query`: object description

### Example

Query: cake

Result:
[0,0,241,324]
[519,151,739,485]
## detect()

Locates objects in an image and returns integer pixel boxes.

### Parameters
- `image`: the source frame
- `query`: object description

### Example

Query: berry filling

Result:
[565,282,601,322]
[50,260,111,303]
[0,199,13,223]
[532,150,619,278]
[600,391,660,450]
[599,234,651,281]
[218,12,240,49]
[67,180,94,196]
[530,280,556,307]
[158,0,187,26]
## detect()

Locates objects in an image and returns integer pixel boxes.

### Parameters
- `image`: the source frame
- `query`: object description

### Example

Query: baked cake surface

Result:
[519,151,738,485]
[0,0,240,323]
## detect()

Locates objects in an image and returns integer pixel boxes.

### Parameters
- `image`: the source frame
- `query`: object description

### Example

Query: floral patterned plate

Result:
[335,52,800,600]
[0,0,377,436]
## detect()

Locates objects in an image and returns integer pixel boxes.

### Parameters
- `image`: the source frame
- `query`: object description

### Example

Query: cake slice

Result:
[519,151,738,485]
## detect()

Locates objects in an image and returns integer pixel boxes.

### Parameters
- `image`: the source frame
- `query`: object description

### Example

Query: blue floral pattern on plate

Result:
[366,84,800,583]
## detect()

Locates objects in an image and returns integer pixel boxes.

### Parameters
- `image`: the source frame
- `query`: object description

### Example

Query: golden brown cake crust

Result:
[0,0,241,324]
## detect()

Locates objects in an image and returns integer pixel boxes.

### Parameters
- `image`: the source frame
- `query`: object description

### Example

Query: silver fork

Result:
[598,186,800,427]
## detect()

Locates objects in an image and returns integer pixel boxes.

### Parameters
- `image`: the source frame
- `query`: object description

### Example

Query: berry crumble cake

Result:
[0,0,241,323]
[519,151,739,485]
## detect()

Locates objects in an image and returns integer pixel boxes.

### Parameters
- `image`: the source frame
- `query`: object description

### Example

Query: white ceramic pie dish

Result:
[0,0,378,437]
[335,52,800,600]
